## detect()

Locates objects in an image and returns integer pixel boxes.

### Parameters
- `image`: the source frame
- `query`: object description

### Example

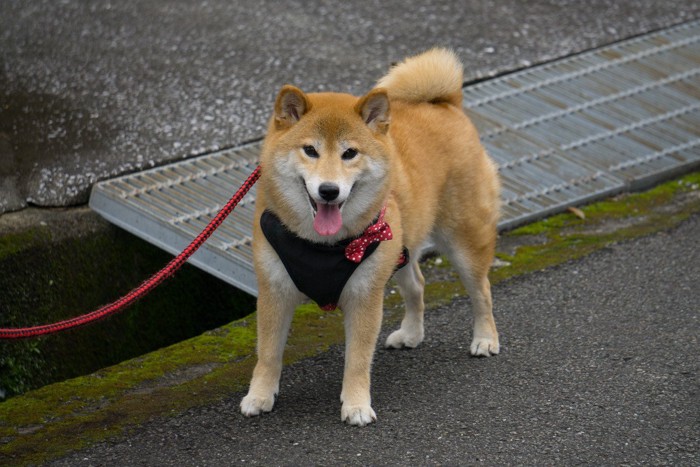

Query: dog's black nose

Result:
[318,183,340,201]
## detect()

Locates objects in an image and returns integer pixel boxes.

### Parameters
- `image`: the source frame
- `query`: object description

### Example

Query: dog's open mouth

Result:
[307,193,344,236]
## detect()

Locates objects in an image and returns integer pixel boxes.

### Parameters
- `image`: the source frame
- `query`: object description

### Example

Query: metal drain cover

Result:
[91,146,260,296]
[90,20,700,295]
[464,20,700,228]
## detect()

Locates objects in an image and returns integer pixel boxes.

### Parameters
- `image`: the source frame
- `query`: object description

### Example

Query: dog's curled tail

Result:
[376,48,463,107]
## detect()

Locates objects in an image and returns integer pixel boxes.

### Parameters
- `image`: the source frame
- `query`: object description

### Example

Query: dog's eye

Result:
[303,145,319,158]
[342,148,358,160]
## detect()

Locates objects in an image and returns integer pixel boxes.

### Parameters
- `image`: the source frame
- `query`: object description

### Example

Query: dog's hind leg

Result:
[462,270,499,357]
[439,232,500,357]
[385,260,426,348]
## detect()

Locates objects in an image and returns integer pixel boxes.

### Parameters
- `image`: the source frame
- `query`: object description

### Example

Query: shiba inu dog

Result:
[241,48,500,426]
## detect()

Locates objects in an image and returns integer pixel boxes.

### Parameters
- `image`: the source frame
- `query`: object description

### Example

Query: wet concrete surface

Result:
[0,88,116,212]
[2,0,700,213]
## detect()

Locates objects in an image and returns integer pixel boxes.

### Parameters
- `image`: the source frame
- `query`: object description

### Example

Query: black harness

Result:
[260,210,408,310]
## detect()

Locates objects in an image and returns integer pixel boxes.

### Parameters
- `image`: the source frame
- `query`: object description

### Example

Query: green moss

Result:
[1,172,699,465]
[492,171,700,287]
[511,172,700,238]
[0,228,50,260]
[509,211,576,236]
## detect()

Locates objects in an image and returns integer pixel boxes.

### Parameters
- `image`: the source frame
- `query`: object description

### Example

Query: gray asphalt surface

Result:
[51,214,700,466]
[2,0,700,212]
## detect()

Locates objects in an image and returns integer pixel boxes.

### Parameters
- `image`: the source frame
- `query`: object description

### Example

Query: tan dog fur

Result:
[241,48,500,426]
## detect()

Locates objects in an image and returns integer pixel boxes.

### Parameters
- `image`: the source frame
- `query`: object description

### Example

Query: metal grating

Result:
[464,20,700,228]
[90,20,700,295]
[90,146,260,295]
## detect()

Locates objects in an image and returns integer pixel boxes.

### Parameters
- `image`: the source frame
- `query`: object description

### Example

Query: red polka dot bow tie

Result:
[345,206,393,263]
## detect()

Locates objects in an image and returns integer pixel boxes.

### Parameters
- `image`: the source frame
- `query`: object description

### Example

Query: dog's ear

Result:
[356,89,390,134]
[274,85,310,129]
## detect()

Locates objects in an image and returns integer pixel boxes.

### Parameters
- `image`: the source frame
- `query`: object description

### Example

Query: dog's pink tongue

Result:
[314,203,342,236]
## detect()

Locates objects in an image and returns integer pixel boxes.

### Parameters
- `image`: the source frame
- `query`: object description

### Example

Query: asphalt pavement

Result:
[49,213,700,466]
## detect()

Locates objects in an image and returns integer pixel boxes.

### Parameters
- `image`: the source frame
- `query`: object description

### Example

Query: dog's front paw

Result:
[240,393,275,417]
[385,327,424,349]
[341,403,377,426]
[470,336,500,357]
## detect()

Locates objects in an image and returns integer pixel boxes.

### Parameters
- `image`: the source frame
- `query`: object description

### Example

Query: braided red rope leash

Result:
[0,165,261,340]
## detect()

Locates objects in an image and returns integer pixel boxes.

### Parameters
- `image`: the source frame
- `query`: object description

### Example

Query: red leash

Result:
[0,165,261,340]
